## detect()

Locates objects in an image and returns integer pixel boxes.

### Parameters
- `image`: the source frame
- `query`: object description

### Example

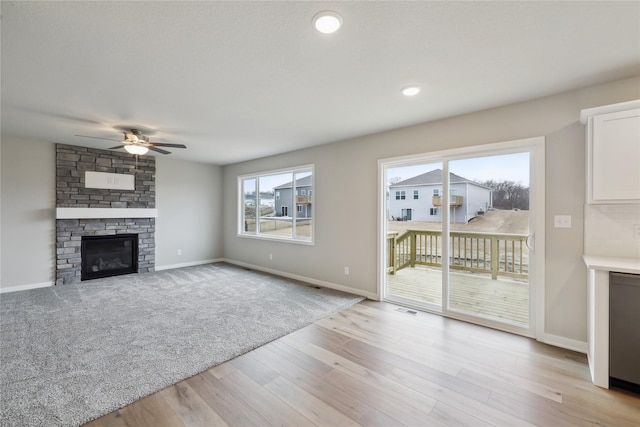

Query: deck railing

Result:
[387,229,528,280]
[296,195,312,204]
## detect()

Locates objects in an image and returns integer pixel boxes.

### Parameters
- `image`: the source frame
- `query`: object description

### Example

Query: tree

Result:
[481,180,529,210]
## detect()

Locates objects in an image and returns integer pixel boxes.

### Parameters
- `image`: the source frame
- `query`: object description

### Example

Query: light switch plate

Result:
[554,215,572,228]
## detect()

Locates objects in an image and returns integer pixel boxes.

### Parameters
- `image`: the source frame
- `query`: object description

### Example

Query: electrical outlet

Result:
[554,215,572,229]
[177,249,182,256]
[634,224,640,240]
[344,267,349,275]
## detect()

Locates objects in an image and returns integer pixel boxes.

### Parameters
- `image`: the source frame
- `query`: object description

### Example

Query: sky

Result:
[387,152,530,186]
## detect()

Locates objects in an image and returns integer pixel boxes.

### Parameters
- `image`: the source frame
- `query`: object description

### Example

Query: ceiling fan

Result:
[75,128,186,155]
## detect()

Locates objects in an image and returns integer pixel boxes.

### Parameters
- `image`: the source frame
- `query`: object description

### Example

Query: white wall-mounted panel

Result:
[85,171,134,190]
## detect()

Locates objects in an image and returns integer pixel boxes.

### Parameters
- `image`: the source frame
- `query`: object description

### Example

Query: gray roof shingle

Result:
[390,169,474,187]
[274,174,312,189]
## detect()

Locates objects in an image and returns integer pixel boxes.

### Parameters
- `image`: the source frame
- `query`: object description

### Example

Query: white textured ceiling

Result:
[2,1,639,165]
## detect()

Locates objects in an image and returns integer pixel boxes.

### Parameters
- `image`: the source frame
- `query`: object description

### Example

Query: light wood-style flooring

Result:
[85,300,640,427]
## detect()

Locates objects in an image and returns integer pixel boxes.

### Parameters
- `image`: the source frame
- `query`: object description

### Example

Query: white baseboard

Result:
[541,333,588,354]
[155,259,223,271]
[0,282,54,294]
[222,258,378,300]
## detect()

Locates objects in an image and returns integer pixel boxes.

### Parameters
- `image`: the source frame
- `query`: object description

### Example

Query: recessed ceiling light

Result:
[313,11,343,34]
[402,86,422,96]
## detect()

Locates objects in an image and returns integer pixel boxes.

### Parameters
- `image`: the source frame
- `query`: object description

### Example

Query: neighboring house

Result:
[388,169,492,223]
[273,175,313,218]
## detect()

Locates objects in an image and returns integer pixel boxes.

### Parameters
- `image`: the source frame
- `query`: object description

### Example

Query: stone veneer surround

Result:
[55,144,156,285]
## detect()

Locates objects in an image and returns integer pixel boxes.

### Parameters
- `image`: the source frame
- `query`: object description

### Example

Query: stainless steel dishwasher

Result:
[609,272,640,394]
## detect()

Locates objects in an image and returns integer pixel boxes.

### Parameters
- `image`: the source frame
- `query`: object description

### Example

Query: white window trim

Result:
[238,164,314,245]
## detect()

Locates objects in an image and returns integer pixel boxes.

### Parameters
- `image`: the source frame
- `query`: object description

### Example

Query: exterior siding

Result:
[389,184,441,222]
[275,185,312,218]
[466,183,493,221]
[389,181,491,224]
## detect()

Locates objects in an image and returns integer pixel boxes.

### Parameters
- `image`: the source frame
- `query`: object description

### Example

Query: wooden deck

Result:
[387,266,529,326]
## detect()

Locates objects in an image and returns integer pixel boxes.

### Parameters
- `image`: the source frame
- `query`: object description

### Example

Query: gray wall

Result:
[0,138,223,289]
[1,137,56,288]
[222,76,640,344]
[155,157,223,269]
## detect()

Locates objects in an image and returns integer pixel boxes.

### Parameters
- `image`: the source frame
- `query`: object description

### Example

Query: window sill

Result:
[237,233,314,246]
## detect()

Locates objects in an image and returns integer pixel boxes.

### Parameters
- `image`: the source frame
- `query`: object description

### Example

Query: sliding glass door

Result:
[445,153,531,328]
[381,138,544,337]
[386,161,444,311]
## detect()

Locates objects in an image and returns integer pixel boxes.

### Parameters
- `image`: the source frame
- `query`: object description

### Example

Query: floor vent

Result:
[396,307,418,315]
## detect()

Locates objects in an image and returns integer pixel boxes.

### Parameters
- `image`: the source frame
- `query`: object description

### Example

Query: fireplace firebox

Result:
[81,234,138,281]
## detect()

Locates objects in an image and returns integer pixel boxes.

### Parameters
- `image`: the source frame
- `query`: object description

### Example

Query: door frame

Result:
[377,137,545,340]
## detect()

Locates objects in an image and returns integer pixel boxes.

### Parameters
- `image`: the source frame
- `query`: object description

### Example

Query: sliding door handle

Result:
[526,233,535,251]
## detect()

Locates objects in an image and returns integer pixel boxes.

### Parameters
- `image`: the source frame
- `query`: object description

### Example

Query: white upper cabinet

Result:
[581,100,640,204]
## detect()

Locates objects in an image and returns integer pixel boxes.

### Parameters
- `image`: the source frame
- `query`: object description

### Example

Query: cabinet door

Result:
[589,108,640,204]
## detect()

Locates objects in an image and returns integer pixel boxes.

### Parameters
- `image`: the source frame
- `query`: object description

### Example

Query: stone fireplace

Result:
[55,144,156,285]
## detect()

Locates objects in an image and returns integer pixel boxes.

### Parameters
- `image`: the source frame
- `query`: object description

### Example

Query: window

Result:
[395,190,406,200]
[433,189,439,196]
[430,207,438,216]
[239,165,313,243]
[242,178,256,231]
[413,190,419,200]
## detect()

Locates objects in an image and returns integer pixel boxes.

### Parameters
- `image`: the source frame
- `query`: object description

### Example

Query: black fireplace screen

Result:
[81,234,138,281]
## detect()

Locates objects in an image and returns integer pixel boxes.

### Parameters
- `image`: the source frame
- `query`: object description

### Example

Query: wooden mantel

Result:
[56,208,158,219]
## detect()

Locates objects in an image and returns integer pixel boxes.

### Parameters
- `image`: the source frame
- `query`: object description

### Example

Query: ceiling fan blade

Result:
[109,145,127,150]
[147,142,187,148]
[147,146,171,155]
[75,134,121,142]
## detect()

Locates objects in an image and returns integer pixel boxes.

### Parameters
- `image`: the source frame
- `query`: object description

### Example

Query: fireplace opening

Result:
[81,234,138,281]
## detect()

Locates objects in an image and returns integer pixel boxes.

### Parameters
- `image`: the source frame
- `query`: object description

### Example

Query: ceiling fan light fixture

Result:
[124,144,149,155]
[313,11,343,34]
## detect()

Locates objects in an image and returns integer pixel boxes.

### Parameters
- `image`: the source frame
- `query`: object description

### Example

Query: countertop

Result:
[583,255,640,274]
